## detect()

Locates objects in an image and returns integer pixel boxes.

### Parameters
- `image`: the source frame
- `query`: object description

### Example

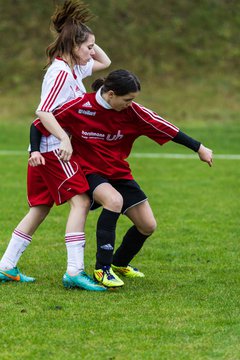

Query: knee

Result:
[81,194,91,209]
[104,193,123,212]
[70,194,90,210]
[138,218,157,235]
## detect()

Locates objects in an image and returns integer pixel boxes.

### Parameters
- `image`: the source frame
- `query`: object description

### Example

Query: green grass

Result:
[0,114,240,359]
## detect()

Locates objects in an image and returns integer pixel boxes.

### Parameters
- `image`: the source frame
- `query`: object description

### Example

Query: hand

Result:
[59,136,73,161]
[198,144,213,167]
[28,151,45,167]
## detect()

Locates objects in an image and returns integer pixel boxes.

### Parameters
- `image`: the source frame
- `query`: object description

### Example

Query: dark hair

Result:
[46,0,94,66]
[91,69,141,95]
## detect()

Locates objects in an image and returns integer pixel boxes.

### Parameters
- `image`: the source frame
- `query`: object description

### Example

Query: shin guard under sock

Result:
[113,225,149,266]
[96,208,120,269]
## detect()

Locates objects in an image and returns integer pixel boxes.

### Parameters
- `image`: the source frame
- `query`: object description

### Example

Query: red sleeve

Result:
[131,102,179,145]
[32,97,84,136]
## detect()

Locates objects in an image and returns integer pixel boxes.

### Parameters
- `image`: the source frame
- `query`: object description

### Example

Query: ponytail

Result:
[51,0,94,34]
[91,78,105,92]
[46,0,94,66]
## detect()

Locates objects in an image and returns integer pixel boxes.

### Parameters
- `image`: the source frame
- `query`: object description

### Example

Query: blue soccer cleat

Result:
[62,270,107,291]
[0,267,36,283]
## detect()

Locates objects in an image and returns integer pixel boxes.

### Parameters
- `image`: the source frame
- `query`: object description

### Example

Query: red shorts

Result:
[27,150,89,207]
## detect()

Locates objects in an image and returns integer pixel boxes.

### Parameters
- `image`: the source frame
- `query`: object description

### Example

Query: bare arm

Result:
[92,44,111,72]
[36,111,72,161]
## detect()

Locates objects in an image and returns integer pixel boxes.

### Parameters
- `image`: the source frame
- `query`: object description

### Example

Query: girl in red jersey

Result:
[0,0,110,291]
[30,69,213,288]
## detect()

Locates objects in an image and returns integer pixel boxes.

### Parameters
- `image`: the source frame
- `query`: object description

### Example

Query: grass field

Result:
[0,100,240,359]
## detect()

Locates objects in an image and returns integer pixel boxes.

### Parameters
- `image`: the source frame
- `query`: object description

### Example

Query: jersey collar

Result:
[96,87,112,109]
[55,57,77,79]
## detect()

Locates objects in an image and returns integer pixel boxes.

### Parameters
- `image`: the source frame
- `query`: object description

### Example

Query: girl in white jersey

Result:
[0,0,110,291]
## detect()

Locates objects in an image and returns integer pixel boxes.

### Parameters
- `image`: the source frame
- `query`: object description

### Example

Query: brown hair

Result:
[46,0,94,66]
[92,69,141,96]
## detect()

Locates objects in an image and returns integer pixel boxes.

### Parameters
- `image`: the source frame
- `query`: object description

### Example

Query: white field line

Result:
[130,153,240,160]
[0,150,240,160]
[0,150,28,156]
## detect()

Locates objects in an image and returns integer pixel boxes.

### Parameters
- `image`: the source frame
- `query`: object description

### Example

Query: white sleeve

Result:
[36,70,73,112]
[75,58,94,80]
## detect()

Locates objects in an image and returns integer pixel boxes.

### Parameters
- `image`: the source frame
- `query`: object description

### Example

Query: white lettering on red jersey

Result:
[34,90,179,179]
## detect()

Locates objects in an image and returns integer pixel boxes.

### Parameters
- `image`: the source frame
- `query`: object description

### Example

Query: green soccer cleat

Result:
[111,264,145,278]
[62,271,107,291]
[93,266,124,288]
[0,267,36,283]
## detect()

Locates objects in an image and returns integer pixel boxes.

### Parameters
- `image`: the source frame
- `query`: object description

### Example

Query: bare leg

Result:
[66,193,90,233]
[125,200,157,235]
[16,205,51,235]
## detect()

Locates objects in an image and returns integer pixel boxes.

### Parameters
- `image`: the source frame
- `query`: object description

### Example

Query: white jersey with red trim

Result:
[34,57,94,153]
[34,90,179,179]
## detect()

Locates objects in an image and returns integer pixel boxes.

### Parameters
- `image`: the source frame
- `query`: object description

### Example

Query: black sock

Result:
[113,225,150,267]
[95,208,120,269]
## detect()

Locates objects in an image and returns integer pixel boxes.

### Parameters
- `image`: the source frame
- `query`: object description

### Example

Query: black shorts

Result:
[86,174,147,214]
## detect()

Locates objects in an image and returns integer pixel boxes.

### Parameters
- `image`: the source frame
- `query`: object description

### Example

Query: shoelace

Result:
[131,266,138,271]
[102,266,115,280]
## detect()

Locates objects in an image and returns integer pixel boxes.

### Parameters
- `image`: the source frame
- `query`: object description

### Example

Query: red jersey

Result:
[34,92,179,180]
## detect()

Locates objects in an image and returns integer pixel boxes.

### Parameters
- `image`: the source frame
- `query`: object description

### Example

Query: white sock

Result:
[65,232,85,275]
[0,229,32,270]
